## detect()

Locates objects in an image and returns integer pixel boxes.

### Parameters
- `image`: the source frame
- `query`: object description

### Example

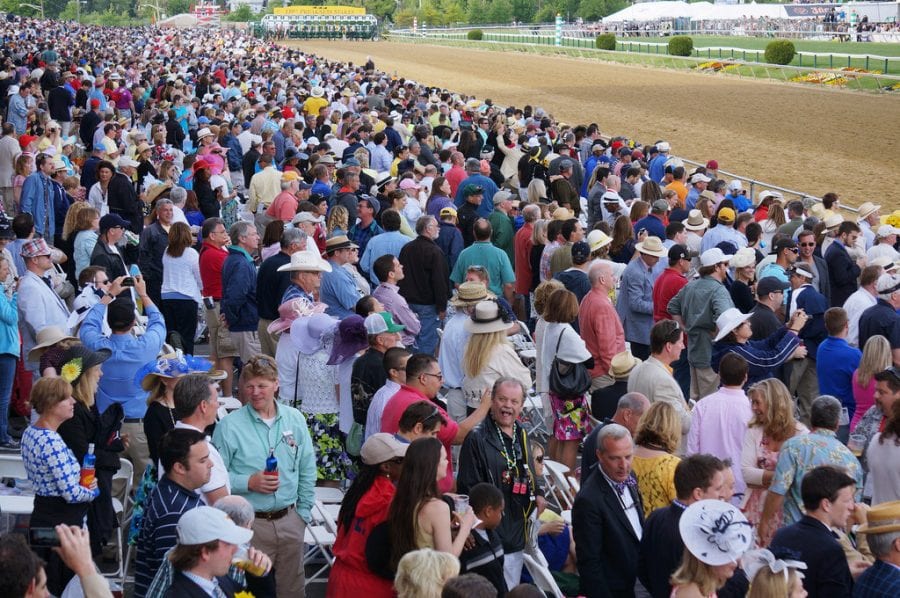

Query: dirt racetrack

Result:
[297,40,899,210]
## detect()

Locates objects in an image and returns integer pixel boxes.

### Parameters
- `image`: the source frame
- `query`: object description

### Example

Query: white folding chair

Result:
[314,486,344,504]
[0,454,28,479]
[0,455,33,518]
[105,459,134,581]
[543,459,575,511]
[303,502,337,582]
[523,552,565,598]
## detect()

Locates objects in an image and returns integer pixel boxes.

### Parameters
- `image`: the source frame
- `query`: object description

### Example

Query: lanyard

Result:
[493,418,519,474]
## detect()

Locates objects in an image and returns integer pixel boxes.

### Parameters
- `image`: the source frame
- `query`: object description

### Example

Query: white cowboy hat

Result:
[714,307,753,342]
[276,250,332,273]
[634,236,667,258]
[464,301,511,335]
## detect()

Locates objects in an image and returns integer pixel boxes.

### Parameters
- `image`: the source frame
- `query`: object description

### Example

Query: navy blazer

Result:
[853,559,900,598]
[164,571,239,598]
[573,469,645,598]
[638,502,686,598]
[825,241,861,308]
[770,515,853,598]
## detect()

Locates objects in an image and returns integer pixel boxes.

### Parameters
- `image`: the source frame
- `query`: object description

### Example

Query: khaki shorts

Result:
[207,304,239,359]
[230,330,261,363]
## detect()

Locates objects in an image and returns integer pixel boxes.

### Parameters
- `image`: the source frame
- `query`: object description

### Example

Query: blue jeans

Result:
[409,303,441,356]
[0,354,16,443]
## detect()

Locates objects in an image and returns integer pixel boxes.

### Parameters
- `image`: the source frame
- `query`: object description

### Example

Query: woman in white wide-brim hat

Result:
[671,500,753,598]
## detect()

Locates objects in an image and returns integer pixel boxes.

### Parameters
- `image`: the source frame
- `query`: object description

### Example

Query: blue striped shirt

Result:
[133,477,202,598]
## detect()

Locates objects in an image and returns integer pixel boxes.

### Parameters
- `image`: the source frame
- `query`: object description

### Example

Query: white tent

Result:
[602,1,787,24]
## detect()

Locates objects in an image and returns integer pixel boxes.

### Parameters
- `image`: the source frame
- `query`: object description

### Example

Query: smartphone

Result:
[121,277,135,287]
[29,527,60,547]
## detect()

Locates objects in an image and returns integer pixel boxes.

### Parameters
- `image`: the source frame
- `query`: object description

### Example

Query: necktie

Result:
[211,580,227,598]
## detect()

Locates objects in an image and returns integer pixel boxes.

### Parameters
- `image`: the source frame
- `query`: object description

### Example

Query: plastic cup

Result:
[452,494,469,514]
[839,407,850,426]
[847,434,867,457]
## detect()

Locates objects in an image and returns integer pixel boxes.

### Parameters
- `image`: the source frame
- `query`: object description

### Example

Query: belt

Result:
[123,417,143,423]
[255,507,289,521]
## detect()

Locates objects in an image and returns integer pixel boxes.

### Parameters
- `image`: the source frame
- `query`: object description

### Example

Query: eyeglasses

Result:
[789,247,800,253]
[422,372,444,381]
[96,279,110,285]
[422,406,441,424]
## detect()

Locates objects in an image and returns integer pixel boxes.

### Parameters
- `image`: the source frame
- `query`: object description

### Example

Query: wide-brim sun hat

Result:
[290,313,338,355]
[449,281,492,307]
[28,326,79,360]
[267,297,327,335]
[465,300,512,334]
[136,352,226,391]
[587,229,612,253]
[857,201,881,222]
[276,250,332,273]
[714,307,753,342]
[684,209,710,231]
[59,345,112,384]
[327,315,368,365]
[635,236,667,258]
[679,499,752,566]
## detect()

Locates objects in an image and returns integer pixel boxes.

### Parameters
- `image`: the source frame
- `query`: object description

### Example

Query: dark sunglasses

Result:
[534,455,544,463]
[799,242,816,247]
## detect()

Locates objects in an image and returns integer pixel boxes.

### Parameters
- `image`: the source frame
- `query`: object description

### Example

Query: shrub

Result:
[467,29,483,41]
[765,40,796,65]
[668,36,694,57]
[596,33,616,51]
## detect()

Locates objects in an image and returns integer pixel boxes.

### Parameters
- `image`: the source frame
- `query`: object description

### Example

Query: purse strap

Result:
[554,326,565,357]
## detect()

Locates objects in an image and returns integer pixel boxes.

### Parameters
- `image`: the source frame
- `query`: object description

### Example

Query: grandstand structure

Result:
[257,5,378,40]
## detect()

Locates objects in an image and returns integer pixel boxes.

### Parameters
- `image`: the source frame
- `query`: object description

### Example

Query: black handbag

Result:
[548,327,591,397]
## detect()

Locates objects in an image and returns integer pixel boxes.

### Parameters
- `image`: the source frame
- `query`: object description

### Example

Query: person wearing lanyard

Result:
[457,377,546,590]
[212,355,316,598]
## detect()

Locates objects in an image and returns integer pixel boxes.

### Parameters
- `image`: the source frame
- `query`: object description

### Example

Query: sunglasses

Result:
[534,455,544,463]
[799,242,816,247]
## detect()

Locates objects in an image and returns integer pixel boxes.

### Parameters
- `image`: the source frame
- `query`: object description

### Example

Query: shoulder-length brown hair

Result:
[166,222,193,258]
[747,378,798,442]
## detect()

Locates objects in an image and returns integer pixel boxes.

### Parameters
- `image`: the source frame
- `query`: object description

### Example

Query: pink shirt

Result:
[381,385,459,493]
[687,386,753,504]
[851,370,876,431]
[579,288,625,379]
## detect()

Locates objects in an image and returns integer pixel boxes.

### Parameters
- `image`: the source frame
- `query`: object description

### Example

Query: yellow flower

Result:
[60,358,83,384]
[234,592,255,598]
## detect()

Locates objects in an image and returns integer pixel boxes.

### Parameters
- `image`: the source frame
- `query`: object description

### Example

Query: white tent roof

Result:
[602,1,788,23]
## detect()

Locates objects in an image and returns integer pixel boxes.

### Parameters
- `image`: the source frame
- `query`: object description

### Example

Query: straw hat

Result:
[635,236,667,258]
[464,300,512,334]
[857,500,900,535]
[679,500,752,566]
[857,201,881,222]
[610,351,641,380]
[552,207,574,221]
[28,326,78,360]
[449,281,492,308]
[587,230,612,253]
[684,210,709,232]
[824,213,844,230]
[714,307,753,342]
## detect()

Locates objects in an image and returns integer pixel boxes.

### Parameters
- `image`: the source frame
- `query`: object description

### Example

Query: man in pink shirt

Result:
[580,261,626,390]
[445,151,467,198]
[265,171,307,223]
[380,354,491,492]
[513,204,538,320]
[686,352,753,505]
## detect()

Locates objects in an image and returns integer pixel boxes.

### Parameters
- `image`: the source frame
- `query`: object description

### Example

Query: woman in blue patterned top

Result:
[21,376,97,595]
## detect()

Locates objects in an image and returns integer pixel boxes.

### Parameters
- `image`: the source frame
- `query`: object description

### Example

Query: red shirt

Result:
[653,267,688,322]
[514,222,534,295]
[198,240,228,300]
[381,385,458,493]
[446,165,466,198]
[579,289,625,378]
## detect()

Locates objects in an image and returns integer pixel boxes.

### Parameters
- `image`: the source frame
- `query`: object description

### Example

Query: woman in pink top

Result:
[851,335,891,431]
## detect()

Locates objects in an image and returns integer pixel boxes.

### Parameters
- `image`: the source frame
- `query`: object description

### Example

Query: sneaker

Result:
[0,439,20,450]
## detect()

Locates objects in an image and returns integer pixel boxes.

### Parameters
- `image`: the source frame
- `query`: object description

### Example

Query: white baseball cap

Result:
[700,248,733,267]
[177,506,254,546]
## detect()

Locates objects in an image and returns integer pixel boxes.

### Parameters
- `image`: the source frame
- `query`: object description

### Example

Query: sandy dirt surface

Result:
[295,40,900,211]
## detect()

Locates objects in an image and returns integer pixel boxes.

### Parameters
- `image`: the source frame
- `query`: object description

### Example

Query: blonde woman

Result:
[744,549,808,598]
[327,204,349,238]
[851,335,891,431]
[462,300,532,414]
[526,177,548,205]
[64,205,100,279]
[12,153,33,211]
[632,401,682,517]
[741,378,808,527]
[395,548,461,598]
[529,220,549,295]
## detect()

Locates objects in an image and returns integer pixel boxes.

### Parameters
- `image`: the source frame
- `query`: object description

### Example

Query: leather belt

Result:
[123,417,143,423]
[255,507,289,521]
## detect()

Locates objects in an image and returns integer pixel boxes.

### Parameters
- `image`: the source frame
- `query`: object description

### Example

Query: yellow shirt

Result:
[632,452,680,518]
[302,96,328,117]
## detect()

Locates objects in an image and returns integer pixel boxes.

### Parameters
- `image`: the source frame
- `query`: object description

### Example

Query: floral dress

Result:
[742,434,782,528]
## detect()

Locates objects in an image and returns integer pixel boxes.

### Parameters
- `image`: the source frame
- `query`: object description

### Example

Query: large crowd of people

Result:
[0,12,899,598]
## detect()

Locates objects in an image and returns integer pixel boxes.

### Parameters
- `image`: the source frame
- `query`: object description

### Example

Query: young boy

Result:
[459,482,507,596]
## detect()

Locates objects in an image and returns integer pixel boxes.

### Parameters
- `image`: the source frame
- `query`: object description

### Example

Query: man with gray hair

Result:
[168,186,189,224]
[858,272,900,365]
[581,392,650,482]
[222,221,262,366]
[855,500,900,595]
[758,395,863,545]
[138,197,174,306]
[174,373,230,505]
[573,423,646,597]
[256,228,308,356]
[454,156,499,218]
[458,377,547,590]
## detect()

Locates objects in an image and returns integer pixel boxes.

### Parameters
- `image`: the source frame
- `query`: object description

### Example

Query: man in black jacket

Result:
[638,455,730,598]
[397,215,449,356]
[825,220,862,307]
[79,98,102,151]
[457,377,545,591]
[47,74,74,137]
[573,423,644,598]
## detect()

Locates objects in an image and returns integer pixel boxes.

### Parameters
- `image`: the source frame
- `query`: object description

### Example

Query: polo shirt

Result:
[652,267,687,322]
[449,241,515,297]
[816,336,861,412]
[381,385,459,493]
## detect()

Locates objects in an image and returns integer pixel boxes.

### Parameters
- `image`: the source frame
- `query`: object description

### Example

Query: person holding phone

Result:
[21,376,98,596]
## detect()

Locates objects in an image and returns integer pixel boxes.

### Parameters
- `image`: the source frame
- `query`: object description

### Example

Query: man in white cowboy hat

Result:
[278,243,332,305]
[617,236,667,360]
[867,224,900,264]
[17,238,72,374]
[857,200,882,250]
[668,247,735,400]
[855,500,900,595]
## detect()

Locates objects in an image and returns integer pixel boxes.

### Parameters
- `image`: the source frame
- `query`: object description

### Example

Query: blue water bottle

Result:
[129,264,141,278]
[265,449,278,479]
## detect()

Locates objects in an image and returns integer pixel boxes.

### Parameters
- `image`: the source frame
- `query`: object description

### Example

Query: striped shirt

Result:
[133,476,202,598]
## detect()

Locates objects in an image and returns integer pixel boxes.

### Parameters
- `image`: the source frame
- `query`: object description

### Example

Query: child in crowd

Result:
[459,482,507,596]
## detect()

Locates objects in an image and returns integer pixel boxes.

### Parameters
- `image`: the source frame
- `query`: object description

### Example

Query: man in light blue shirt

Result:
[320,235,362,319]
[7,82,31,135]
[80,275,166,486]
[359,209,410,284]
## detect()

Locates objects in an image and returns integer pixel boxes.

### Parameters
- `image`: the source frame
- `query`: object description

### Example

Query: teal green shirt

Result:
[449,241,516,297]
[212,402,317,522]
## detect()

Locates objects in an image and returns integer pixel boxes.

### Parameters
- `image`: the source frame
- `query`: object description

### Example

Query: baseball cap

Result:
[360,433,408,465]
[292,212,323,225]
[463,184,484,197]
[571,241,590,265]
[689,172,711,184]
[439,207,457,218]
[757,276,790,297]
[699,248,733,267]
[398,178,419,191]
[787,263,814,279]
[652,199,670,213]
[717,207,736,223]
[668,244,690,263]
[364,312,405,335]
[771,237,798,255]
[877,224,900,238]
[176,506,254,546]
[99,213,130,232]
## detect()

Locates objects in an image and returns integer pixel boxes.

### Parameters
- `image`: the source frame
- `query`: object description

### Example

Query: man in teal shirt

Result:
[213,355,316,597]
[489,190,516,267]
[450,218,515,301]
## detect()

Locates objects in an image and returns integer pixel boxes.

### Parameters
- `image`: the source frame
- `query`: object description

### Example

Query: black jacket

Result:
[108,172,143,234]
[165,571,238,598]
[573,469,645,598]
[457,417,541,554]
[80,110,101,150]
[825,241,860,308]
[90,239,128,281]
[48,85,73,123]
[770,515,853,598]
[639,502,686,598]
[397,235,450,312]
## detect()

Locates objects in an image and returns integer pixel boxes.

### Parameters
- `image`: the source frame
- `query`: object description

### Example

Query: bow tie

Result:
[613,477,637,495]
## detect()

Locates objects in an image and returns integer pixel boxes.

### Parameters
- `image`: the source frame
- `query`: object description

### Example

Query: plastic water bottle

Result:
[265,448,278,479]
[80,443,96,488]
[129,264,143,313]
